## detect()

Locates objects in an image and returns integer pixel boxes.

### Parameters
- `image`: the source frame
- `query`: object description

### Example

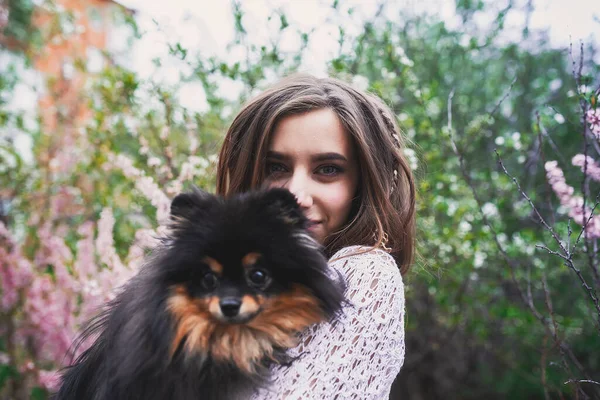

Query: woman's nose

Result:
[287,174,313,209]
[292,190,313,209]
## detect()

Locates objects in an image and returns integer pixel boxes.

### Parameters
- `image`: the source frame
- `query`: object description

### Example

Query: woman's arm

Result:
[253,246,406,400]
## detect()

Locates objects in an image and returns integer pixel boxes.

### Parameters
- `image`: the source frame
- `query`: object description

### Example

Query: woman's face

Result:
[265,108,359,244]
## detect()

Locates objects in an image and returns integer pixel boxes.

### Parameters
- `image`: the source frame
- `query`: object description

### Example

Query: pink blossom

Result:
[38,369,61,392]
[572,154,600,182]
[0,352,10,364]
[166,180,183,196]
[109,153,143,177]
[74,221,97,279]
[24,272,76,364]
[50,187,78,217]
[137,176,171,223]
[0,222,34,311]
[0,221,15,244]
[187,127,199,153]
[177,156,210,182]
[147,156,162,167]
[545,161,600,237]
[160,126,170,140]
[139,136,150,155]
[587,108,600,125]
[96,208,126,273]
[106,153,171,223]
[36,225,76,291]
[587,108,600,139]
[1,248,20,310]
[126,228,160,270]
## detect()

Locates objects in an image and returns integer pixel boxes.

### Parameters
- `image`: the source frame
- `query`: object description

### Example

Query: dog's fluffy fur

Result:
[53,188,345,400]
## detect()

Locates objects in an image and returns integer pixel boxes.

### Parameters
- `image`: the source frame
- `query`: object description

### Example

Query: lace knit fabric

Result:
[252,245,406,400]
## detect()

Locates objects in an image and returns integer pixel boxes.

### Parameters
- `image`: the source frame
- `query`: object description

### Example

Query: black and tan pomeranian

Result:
[53,188,345,400]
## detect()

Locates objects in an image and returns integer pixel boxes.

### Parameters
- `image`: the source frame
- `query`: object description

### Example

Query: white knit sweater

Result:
[252,246,406,399]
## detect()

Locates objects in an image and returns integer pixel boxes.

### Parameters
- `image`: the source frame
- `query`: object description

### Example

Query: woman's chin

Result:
[307,223,326,244]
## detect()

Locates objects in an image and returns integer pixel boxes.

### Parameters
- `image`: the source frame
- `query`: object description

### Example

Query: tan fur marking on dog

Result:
[208,296,222,318]
[167,284,325,374]
[239,295,260,316]
[210,324,264,373]
[202,256,223,275]
[167,285,214,357]
[247,285,324,345]
[241,252,261,268]
[207,295,260,320]
[208,285,325,373]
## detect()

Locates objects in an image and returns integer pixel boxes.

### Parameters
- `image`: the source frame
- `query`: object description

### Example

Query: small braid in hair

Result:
[375,103,401,193]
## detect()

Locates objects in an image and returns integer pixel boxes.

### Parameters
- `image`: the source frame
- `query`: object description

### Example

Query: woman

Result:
[216,74,416,399]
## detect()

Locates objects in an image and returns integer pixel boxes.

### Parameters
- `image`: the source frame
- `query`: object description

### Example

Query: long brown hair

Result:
[216,74,416,274]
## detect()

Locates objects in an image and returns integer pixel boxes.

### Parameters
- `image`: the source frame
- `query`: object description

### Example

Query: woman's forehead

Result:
[269,109,354,158]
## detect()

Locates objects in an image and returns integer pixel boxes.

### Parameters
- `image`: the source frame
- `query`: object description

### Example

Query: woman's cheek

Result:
[324,182,355,221]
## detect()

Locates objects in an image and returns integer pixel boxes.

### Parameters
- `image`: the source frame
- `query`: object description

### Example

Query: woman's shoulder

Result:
[329,245,399,275]
[328,245,404,306]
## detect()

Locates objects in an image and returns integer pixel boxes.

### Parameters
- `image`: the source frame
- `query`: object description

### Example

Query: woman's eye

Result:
[317,165,342,176]
[247,269,270,287]
[201,273,218,290]
[266,162,287,175]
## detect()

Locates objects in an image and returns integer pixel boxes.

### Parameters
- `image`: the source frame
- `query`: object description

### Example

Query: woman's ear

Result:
[261,188,306,228]
[170,187,215,222]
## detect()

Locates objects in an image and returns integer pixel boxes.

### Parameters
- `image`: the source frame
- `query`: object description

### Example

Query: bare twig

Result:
[535,244,570,261]
[541,335,551,400]
[570,38,584,108]
[540,274,588,397]
[574,189,600,246]
[542,274,559,343]
[489,77,518,117]
[496,151,566,251]
[537,114,568,166]
[527,264,535,311]
[536,113,559,228]
[568,219,572,258]
[578,41,584,87]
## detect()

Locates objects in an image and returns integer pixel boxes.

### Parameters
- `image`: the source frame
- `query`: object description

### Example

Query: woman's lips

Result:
[307,220,322,229]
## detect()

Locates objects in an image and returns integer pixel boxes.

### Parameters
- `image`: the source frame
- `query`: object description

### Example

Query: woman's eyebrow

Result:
[266,151,348,162]
[312,152,348,162]
[266,151,289,160]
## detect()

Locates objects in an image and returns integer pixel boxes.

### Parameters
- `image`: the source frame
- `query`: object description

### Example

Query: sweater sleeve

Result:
[252,246,406,400]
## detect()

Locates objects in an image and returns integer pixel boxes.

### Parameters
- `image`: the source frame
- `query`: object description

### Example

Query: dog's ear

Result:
[261,188,305,227]
[170,187,215,222]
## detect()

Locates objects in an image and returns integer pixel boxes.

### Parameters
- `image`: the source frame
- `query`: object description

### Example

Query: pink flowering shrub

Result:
[0,71,220,397]
[0,148,213,395]
[0,207,157,392]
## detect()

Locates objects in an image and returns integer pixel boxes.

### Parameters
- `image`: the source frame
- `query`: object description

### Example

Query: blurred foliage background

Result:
[1,0,599,399]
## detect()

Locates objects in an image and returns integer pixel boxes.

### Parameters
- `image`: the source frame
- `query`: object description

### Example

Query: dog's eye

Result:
[202,273,218,290]
[247,269,270,287]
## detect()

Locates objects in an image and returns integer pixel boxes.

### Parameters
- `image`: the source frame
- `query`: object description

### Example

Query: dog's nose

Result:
[220,298,241,317]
